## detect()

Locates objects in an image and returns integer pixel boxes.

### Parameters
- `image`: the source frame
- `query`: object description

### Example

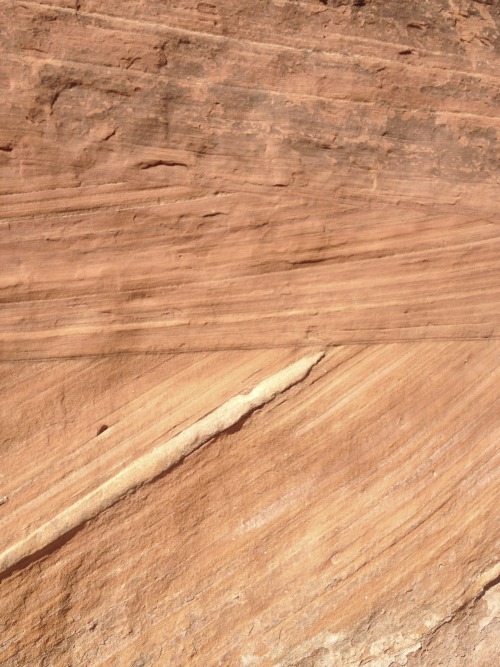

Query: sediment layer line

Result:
[0,351,324,575]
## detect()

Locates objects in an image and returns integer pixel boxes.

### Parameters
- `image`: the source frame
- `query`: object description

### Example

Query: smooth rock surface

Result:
[0,1,499,665]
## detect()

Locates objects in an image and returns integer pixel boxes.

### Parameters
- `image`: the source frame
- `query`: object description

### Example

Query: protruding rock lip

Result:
[0,350,324,578]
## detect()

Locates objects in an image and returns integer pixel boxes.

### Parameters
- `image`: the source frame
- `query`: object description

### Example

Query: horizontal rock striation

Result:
[0,1,498,665]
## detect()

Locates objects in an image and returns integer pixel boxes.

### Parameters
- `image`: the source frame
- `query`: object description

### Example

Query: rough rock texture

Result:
[0,0,499,665]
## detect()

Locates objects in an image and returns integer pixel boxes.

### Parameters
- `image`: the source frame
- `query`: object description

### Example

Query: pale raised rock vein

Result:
[0,351,324,575]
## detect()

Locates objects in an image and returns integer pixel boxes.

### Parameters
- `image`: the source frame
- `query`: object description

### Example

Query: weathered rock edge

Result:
[0,350,325,577]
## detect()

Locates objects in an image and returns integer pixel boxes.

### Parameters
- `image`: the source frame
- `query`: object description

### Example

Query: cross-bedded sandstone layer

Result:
[0,1,499,665]
[1,0,499,357]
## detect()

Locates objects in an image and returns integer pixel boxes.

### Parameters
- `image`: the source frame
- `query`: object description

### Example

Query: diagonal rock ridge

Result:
[0,350,324,577]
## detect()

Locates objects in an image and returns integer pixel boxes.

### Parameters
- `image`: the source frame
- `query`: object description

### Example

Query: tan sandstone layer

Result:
[0,0,499,665]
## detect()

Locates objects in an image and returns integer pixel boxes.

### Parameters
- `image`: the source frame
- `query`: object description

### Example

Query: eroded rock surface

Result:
[0,1,498,665]
[1,0,499,357]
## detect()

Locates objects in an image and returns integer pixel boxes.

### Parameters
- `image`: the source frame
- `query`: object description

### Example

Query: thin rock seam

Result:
[0,351,325,575]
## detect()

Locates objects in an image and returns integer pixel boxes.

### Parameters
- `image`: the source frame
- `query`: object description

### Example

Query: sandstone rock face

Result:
[0,1,498,665]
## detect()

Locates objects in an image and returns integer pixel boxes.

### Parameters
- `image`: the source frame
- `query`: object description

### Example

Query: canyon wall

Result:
[0,1,499,665]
